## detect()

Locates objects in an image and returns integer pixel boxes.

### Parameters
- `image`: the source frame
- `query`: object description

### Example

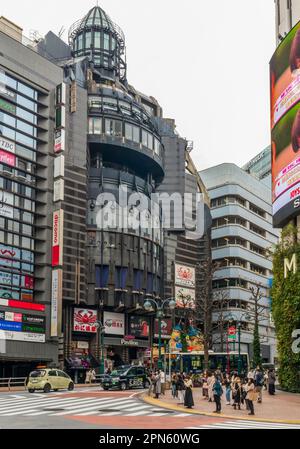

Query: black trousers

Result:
[214,394,221,412]
[269,384,275,395]
[248,400,254,414]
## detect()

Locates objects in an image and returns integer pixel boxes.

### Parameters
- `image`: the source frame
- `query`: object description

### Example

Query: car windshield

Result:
[30,370,46,378]
[111,369,128,376]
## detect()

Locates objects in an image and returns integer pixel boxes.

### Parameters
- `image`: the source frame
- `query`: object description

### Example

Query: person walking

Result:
[247,368,255,380]
[212,375,223,413]
[245,378,257,415]
[224,373,231,405]
[85,369,92,384]
[207,371,214,403]
[254,366,264,403]
[263,370,268,391]
[176,373,185,405]
[184,375,194,409]
[268,369,276,395]
[154,371,161,399]
[171,373,178,399]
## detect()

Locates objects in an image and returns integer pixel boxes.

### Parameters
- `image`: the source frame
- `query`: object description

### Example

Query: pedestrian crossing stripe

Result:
[186,420,300,429]
[0,395,186,417]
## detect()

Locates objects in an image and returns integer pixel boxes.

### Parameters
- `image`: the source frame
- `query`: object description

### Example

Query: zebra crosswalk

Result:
[0,394,191,418]
[186,420,300,429]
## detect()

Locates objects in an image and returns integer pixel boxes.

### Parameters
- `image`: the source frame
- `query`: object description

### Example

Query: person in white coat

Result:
[207,371,214,402]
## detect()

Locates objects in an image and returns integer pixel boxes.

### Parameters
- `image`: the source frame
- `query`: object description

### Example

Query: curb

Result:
[140,394,300,425]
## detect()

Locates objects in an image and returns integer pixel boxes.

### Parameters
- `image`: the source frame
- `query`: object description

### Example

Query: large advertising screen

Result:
[270,20,300,226]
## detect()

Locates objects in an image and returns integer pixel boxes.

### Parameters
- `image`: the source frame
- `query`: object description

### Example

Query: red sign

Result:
[73,308,97,333]
[0,298,45,312]
[52,210,63,266]
[228,326,236,335]
[24,275,34,289]
[0,149,15,167]
[123,335,135,341]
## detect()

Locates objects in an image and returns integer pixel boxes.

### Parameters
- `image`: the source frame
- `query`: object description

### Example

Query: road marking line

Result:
[0,397,94,414]
[51,398,136,416]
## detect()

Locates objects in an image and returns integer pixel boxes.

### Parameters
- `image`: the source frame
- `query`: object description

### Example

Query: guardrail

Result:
[0,377,27,391]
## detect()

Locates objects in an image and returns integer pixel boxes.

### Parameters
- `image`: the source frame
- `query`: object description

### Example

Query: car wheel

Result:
[43,383,51,393]
[54,389,59,392]
[144,380,150,389]
[68,382,74,391]
[120,382,127,391]
[28,389,35,393]
[103,387,109,391]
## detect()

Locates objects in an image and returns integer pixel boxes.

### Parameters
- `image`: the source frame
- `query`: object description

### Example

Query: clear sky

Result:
[1,0,275,171]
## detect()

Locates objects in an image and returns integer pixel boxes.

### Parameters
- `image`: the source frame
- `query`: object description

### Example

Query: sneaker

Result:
[226,402,230,405]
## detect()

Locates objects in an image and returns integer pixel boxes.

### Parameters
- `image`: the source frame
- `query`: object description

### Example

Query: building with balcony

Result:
[200,163,278,364]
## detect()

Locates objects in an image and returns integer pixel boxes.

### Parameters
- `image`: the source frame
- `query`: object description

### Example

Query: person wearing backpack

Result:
[212,374,223,413]
[254,366,264,403]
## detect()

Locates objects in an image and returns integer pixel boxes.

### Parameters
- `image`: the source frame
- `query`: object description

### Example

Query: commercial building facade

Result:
[0,6,210,378]
[275,0,300,43]
[200,163,278,363]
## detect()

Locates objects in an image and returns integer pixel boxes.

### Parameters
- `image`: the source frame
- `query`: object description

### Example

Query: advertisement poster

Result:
[73,308,97,333]
[272,102,300,225]
[0,245,21,269]
[129,316,150,338]
[0,137,15,154]
[51,269,62,337]
[154,318,172,339]
[0,149,15,167]
[175,286,196,309]
[54,129,65,153]
[175,264,195,288]
[270,21,300,129]
[103,312,125,335]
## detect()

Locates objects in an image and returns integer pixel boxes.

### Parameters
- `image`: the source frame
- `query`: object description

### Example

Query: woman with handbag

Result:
[231,375,242,410]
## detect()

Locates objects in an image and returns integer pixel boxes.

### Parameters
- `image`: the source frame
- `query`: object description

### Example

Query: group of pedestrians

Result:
[201,366,276,415]
[166,366,276,416]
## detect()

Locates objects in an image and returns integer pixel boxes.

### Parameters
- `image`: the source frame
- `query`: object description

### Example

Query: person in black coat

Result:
[184,375,194,409]
[176,374,185,404]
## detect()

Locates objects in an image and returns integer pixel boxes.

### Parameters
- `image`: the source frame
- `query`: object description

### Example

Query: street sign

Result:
[228,326,236,340]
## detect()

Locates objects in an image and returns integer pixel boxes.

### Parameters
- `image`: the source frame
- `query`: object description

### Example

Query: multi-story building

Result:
[1,5,211,379]
[200,163,278,364]
[0,18,65,376]
[275,0,300,43]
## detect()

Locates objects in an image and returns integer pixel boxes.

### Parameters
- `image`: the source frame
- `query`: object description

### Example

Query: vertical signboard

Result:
[52,209,64,267]
[51,269,63,337]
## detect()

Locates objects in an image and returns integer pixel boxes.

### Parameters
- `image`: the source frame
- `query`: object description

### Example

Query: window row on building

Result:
[212,215,267,238]
[88,116,162,157]
[210,194,267,219]
[214,257,268,275]
[212,237,266,256]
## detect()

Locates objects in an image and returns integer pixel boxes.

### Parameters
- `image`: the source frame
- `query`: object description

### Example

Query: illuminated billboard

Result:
[270,21,300,226]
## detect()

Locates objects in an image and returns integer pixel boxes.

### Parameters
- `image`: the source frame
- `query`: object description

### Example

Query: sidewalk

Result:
[142,387,300,424]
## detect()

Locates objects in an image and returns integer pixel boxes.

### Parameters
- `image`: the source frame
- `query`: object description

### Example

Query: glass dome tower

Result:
[68,6,126,81]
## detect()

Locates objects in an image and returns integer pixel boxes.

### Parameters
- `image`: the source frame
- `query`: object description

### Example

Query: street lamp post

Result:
[95,321,105,375]
[143,298,176,370]
[237,322,241,376]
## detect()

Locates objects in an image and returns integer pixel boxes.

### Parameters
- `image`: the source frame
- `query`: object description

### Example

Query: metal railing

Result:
[0,377,27,391]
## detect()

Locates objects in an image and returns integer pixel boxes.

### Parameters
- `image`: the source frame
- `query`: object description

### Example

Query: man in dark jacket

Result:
[212,375,223,413]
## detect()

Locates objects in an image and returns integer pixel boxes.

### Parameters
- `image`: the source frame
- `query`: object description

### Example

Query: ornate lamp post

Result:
[143,298,176,370]
[226,312,251,375]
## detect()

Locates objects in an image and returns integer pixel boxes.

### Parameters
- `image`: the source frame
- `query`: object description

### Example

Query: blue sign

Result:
[0,320,22,332]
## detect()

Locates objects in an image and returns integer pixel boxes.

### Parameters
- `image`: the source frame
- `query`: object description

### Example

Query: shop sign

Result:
[53,179,64,202]
[0,137,15,154]
[103,312,125,336]
[0,298,45,312]
[129,316,150,338]
[54,154,65,179]
[51,269,62,337]
[154,318,172,339]
[77,341,89,349]
[0,245,21,269]
[22,314,45,325]
[52,210,64,267]
[175,264,196,288]
[73,308,97,333]
[175,286,196,309]
[0,330,45,343]
[54,129,65,153]
[0,149,15,167]
[120,338,139,346]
